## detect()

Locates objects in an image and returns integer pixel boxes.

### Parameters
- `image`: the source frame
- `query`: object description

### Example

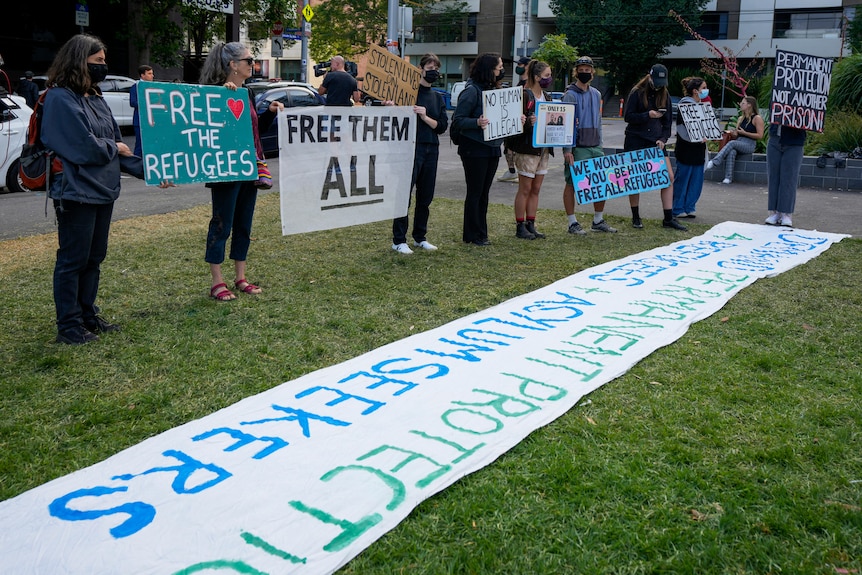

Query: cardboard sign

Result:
[482,86,523,141]
[362,44,422,106]
[770,49,832,132]
[137,81,257,186]
[532,101,575,147]
[677,102,723,141]
[569,147,670,205]
[277,107,416,235]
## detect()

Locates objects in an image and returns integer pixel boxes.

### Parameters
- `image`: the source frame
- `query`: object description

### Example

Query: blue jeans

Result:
[393,143,439,244]
[53,200,113,332]
[672,161,705,216]
[205,181,258,264]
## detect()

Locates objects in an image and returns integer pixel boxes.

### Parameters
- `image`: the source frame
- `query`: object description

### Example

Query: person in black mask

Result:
[451,53,507,246]
[500,56,532,182]
[390,53,449,254]
[41,34,147,344]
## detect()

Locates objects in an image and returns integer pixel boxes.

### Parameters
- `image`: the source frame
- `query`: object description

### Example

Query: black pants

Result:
[53,200,113,333]
[393,143,439,244]
[461,155,499,243]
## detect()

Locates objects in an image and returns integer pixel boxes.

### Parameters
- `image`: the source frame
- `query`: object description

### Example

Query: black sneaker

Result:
[84,315,121,334]
[56,326,99,345]
[632,217,643,229]
[662,218,688,231]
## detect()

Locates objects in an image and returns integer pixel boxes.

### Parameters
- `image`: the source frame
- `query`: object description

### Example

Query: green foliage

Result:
[847,13,862,55]
[667,66,700,97]
[828,54,862,114]
[806,109,862,154]
[531,34,579,89]
[1,197,860,573]
[550,0,710,94]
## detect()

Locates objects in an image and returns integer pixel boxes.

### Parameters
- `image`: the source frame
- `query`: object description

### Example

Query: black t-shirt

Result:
[322,70,357,106]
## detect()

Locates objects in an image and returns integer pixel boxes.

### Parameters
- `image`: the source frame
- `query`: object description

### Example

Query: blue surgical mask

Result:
[699,88,710,99]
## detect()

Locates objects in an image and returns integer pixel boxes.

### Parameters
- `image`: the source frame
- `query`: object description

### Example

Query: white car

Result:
[0,93,33,193]
[31,74,135,128]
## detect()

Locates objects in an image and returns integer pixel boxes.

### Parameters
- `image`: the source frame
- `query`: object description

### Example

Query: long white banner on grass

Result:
[0,223,847,575]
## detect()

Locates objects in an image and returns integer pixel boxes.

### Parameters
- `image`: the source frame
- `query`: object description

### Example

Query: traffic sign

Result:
[271,21,283,36]
[75,3,89,27]
[302,4,314,21]
[283,33,302,40]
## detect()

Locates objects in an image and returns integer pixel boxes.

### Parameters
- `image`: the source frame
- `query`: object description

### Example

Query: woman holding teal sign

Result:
[199,42,283,301]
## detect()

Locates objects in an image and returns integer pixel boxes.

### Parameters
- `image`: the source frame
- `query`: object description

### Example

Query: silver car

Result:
[30,74,135,128]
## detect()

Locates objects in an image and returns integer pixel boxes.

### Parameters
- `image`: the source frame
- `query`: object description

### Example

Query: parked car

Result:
[550,91,564,102]
[28,74,136,128]
[0,93,33,193]
[450,81,467,108]
[431,87,452,110]
[255,84,325,155]
[247,80,318,102]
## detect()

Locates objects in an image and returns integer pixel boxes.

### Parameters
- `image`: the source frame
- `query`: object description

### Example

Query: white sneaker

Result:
[413,240,438,251]
[779,213,793,227]
[706,160,714,170]
[721,178,732,184]
[392,243,413,254]
[764,212,780,225]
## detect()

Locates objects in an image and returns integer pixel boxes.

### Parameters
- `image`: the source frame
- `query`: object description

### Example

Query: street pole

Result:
[387,0,399,54]
[300,0,309,83]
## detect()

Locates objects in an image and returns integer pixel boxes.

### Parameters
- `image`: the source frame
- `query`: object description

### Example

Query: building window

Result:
[773,9,843,39]
[413,12,475,43]
[691,12,729,40]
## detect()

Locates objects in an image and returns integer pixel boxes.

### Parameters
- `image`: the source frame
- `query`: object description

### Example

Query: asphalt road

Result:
[2,119,860,241]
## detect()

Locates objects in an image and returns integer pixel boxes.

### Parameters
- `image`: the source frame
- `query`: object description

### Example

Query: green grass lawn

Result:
[1,195,860,574]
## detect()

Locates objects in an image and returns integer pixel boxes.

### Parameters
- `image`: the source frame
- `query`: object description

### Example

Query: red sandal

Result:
[235,278,262,295]
[210,283,236,301]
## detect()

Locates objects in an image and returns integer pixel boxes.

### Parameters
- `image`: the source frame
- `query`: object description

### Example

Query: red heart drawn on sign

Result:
[226,98,244,120]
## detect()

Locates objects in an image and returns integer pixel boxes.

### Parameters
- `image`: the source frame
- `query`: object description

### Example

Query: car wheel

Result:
[4,159,29,194]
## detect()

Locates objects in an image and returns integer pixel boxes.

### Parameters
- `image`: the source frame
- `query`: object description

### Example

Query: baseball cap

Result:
[575,56,594,69]
[25,70,34,78]
[650,64,668,88]
[517,56,531,66]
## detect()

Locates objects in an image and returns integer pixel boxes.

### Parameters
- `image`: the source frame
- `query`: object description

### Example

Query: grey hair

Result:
[199,41,247,85]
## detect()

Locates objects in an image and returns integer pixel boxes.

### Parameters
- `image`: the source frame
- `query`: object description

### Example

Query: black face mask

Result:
[577,72,593,84]
[496,69,505,82]
[88,63,109,84]
[515,66,526,76]
[423,70,440,83]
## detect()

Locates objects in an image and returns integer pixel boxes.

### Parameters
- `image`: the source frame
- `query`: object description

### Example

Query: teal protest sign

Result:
[569,147,670,205]
[137,80,257,186]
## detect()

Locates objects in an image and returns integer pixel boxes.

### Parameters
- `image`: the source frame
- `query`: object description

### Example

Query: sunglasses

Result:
[237,57,254,65]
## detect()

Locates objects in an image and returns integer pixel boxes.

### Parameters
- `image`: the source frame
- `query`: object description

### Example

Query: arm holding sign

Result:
[671,77,708,219]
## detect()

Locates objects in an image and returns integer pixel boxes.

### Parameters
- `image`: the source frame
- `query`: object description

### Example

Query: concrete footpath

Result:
[1,118,860,240]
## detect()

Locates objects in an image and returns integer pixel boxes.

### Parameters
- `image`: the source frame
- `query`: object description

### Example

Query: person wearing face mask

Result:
[390,53,449,254]
[671,77,709,219]
[499,56,532,183]
[506,59,554,239]
[561,56,616,235]
[452,53,507,245]
[623,64,687,231]
[40,34,150,344]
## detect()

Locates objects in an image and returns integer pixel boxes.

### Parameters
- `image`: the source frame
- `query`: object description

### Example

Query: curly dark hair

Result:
[46,34,107,94]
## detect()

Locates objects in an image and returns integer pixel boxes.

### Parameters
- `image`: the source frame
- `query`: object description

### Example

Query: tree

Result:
[549,0,709,95]
[847,12,862,55]
[530,34,579,89]
[307,0,465,64]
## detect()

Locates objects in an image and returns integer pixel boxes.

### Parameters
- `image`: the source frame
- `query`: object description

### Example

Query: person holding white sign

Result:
[622,65,687,231]
[706,95,764,185]
[199,42,283,301]
[508,59,554,240]
[672,77,709,219]
[391,53,449,254]
[452,53,507,246]
[561,56,615,235]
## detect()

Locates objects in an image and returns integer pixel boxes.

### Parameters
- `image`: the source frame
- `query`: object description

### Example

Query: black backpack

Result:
[19,89,62,191]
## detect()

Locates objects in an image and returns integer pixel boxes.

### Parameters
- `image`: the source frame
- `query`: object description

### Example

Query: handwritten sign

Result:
[533,101,575,147]
[569,147,670,205]
[362,44,422,106]
[137,81,257,186]
[770,49,832,132]
[482,86,523,141]
[276,107,416,235]
[677,102,722,141]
